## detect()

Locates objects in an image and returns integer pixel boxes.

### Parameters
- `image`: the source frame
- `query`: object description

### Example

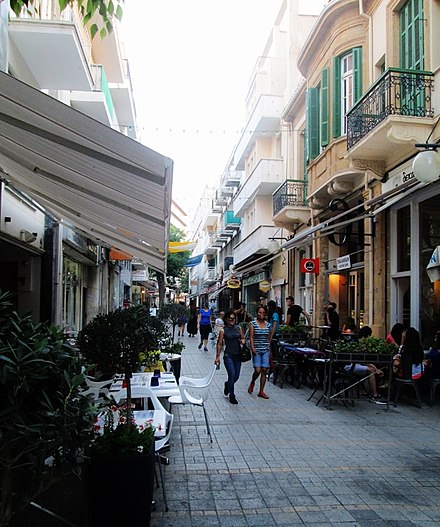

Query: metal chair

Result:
[168,364,216,442]
[429,378,440,406]
[393,377,422,408]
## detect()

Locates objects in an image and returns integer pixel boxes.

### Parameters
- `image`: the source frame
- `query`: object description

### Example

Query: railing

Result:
[347,68,434,149]
[272,179,307,216]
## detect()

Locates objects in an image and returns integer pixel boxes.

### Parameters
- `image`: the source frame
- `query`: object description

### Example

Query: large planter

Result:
[86,443,155,527]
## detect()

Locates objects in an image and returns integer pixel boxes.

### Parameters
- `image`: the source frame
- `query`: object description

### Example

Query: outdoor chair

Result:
[271,340,300,389]
[393,377,422,408]
[428,378,440,406]
[168,364,216,442]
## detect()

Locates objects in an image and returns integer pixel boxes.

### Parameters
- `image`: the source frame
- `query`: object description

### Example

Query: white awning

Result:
[0,72,173,272]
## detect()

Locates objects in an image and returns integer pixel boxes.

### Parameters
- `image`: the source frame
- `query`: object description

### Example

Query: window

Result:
[341,53,354,135]
[399,0,424,70]
[305,68,329,162]
[333,48,362,138]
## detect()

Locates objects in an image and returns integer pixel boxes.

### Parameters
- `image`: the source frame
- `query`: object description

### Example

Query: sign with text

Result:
[336,255,351,270]
[132,269,148,282]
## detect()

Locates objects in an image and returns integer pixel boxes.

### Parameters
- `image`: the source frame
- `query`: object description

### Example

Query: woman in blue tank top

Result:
[197,303,213,351]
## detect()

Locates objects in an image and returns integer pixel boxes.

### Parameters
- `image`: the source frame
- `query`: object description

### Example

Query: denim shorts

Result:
[253,350,270,368]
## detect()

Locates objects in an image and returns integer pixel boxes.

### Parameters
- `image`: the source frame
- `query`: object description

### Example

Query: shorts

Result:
[345,363,368,375]
[253,350,270,369]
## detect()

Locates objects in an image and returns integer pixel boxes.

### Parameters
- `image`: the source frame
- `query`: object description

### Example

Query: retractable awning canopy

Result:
[0,72,173,272]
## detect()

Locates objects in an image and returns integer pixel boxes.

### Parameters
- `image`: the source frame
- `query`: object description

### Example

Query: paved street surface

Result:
[151,333,440,527]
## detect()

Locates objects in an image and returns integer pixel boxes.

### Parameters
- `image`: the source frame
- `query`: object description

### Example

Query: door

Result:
[348,271,365,329]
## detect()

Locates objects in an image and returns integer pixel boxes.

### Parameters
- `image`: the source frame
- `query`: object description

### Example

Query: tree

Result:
[167,225,190,294]
[9,0,123,40]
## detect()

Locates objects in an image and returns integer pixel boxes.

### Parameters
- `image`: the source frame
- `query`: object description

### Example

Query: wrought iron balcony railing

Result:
[273,179,307,216]
[347,68,434,149]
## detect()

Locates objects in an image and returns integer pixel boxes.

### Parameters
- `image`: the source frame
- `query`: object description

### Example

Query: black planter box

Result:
[86,445,155,527]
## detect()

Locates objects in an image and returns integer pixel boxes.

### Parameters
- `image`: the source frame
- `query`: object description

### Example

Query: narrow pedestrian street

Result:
[151,334,440,527]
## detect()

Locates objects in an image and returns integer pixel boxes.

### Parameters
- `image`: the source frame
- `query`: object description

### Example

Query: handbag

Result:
[239,341,252,362]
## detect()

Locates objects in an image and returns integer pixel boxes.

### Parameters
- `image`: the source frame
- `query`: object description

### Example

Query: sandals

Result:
[258,392,269,399]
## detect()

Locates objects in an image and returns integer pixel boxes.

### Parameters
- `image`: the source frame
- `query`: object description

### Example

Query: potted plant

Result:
[77,304,170,525]
[86,403,156,526]
[0,291,91,527]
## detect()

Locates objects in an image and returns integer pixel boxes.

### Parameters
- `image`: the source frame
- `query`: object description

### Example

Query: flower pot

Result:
[86,443,154,526]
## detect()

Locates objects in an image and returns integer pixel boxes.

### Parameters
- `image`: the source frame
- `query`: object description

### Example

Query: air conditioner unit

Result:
[20,230,37,243]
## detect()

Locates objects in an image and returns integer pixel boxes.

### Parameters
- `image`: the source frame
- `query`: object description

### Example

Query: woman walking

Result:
[215,310,245,404]
[248,305,272,399]
[197,303,213,351]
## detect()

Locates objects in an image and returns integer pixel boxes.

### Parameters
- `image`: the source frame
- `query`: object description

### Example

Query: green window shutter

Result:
[332,56,341,138]
[353,47,363,103]
[320,68,329,147]
[306,87,319,160]
[399,0,424,70]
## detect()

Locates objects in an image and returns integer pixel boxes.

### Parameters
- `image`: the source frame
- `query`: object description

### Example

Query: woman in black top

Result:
[215,310,245,404]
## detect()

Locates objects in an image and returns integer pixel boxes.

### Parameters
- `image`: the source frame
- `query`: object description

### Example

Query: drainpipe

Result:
[358,0,374,80]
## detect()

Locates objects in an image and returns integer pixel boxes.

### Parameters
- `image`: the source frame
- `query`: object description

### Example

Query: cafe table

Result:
[109,372,180,399]
[277,341,324,388]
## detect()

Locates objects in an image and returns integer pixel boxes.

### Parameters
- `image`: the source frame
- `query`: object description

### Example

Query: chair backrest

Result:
[178,365,217,404]
[178,364,217,388]
[141,387,174,452]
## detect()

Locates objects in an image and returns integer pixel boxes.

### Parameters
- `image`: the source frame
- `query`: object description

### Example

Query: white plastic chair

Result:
[85,376,113,397]
[168,364,217,442]
[114,386,174,511]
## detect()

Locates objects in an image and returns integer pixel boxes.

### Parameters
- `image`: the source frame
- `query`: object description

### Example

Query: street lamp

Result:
[412,146,440,183]
[412,116,440,183]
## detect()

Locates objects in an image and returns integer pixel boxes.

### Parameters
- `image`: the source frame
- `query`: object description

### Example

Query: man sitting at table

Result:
[343,362,386,404]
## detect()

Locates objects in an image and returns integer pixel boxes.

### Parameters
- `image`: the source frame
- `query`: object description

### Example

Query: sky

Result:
[120,0,284,218]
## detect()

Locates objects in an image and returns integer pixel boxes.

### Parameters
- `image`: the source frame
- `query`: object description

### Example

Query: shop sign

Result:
[301,258,320,274]
[259,280,271,292]
[383,159,415,193]
[227,278,241,289]
[242,272,266,287]
[132,269,148,281]
[336,255,351,270]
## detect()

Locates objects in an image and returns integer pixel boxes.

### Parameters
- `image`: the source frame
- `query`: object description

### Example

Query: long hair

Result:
[390,323,405,346]
[401,327,424,365]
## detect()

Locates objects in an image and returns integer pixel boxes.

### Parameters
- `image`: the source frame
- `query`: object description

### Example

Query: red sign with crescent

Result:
[300,258,320,274]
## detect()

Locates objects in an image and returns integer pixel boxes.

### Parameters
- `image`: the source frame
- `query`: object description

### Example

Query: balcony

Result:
[8,17,93,90]
[109,59,137,131]
[272,180,310,228]
[223,210,241,231]
[233,159,283,217]
[233,225,279,265]
[203,267,216,285]
[70,64,116,126]
[346,68,434,166]
[222,171,241,187]
[234,95,284,169]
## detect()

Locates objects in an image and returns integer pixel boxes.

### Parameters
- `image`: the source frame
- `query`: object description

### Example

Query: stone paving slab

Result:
[150,334,440,526]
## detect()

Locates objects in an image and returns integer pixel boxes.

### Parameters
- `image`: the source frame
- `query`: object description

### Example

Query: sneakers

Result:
[229,396,238,404]
[224,381,229,397]
[204,347,208,352]
[258,392,269,399]
[247,382,254,394]
[370,395,387,405]
[198,343,202,349]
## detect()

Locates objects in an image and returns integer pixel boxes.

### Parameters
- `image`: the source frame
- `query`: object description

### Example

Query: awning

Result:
[0,72,173,272]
